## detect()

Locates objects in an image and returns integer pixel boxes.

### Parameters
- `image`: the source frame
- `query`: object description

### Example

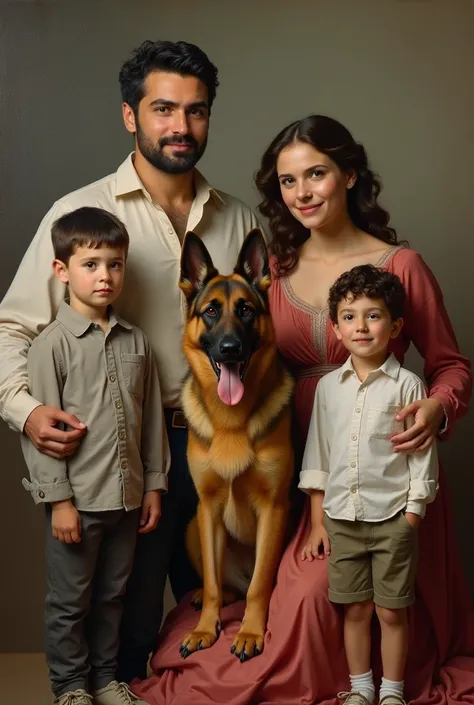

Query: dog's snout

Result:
[219,336,242,358]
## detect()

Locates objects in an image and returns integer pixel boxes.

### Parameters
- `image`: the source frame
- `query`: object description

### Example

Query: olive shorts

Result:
[324,511,418,609]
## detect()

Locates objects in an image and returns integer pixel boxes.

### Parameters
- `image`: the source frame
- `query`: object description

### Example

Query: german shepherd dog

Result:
[178,229,294,662]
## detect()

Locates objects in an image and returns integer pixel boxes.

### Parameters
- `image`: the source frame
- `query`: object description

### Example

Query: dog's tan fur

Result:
[178,229,294,662]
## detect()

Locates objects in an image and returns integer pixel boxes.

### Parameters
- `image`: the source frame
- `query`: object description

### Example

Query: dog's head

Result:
[179,228,272,406]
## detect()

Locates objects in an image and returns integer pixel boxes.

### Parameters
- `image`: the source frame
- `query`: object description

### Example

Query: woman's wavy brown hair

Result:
[255,115,401,276]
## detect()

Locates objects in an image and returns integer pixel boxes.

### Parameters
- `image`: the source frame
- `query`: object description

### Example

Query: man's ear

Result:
[234,228,271,293]
[179,231,218,302]
[122,102,137,135]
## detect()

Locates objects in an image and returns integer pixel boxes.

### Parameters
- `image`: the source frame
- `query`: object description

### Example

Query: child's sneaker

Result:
[92,680,148,704]
[379,697,406,705]
[54,690,93,705]
[338,692,373,705]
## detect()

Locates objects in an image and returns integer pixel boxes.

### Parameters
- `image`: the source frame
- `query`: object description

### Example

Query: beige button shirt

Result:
[299,354,439,520]
[20,301,168,511]
[0,154,261,431]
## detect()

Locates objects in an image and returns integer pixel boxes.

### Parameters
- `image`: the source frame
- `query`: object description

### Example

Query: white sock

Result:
[349,670,375,703]
[379,677,404,701]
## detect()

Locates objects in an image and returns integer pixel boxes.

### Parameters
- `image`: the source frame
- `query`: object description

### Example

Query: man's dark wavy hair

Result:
[255,115,405,276]
[119,39,219,114]
[328,264,406,323]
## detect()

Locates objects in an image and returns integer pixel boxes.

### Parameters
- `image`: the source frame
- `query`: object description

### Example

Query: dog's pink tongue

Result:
[217,363,244,406]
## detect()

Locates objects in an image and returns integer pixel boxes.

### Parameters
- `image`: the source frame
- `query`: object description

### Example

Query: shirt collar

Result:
[114,152,226,210]
[338,352,400,382]
[56,300,132,337]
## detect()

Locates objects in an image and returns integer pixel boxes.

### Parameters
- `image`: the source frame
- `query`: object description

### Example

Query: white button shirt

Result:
[299,354,439,520]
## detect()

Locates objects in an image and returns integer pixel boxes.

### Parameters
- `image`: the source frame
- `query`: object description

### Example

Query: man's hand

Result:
[138,490,162,534]
[404,512,422,529]
[24,405,87,459]
[52,499,81,543]
[301,524,331,561]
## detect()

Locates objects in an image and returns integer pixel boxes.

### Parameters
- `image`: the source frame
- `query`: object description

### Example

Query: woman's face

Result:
[276,141,355,232]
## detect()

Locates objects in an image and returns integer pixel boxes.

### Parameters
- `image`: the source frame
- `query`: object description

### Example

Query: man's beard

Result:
[136,124,208,175]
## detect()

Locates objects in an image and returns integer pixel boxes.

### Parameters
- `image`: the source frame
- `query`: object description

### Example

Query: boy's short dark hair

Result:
[51,207,130,264]
[328,264,406,322]
[119,39,219,115]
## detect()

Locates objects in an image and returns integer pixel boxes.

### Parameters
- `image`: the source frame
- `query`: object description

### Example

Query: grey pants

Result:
[44,506,139,696]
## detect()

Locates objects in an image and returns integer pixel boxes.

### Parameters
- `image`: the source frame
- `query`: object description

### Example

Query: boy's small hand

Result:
[51,499,81,543]
[139,490,162,533]
[404,512,421,529]
[301,525,330,562]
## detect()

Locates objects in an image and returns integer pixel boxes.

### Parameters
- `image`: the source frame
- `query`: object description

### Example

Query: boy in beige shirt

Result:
[21,206,168,705]
[299,265,438,705]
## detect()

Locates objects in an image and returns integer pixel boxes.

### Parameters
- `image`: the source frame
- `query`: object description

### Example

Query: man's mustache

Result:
[159,135,198,149]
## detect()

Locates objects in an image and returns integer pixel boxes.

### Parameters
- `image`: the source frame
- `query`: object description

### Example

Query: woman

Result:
[133,116,473,705]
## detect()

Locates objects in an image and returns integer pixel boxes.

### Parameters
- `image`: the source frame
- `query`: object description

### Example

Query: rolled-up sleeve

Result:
[299,381,330,494]
[405,381,439,517]
[20,335,73,504]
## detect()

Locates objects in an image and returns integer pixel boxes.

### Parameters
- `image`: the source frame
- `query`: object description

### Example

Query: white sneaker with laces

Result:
[92,680,148,705]
[54,690,93,705]
[338,691,373,705]
[379,696,407,705]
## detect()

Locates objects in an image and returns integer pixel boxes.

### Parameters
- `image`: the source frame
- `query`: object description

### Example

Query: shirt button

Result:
[115,400,122,409]
[168,228,173,234]
[118,431,125,441]
[109,374,116,383]
[121,461,128,470]
[351,487,357,494]
[38,491,45,499]
[351,434,358,441]
[350,461,356,468]
[355,408,361,413]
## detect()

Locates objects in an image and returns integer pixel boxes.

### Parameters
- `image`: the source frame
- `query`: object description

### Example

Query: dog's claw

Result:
[231,630,265,662]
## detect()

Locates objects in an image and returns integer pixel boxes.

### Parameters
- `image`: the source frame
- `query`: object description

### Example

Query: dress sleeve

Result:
[395,249,472,439]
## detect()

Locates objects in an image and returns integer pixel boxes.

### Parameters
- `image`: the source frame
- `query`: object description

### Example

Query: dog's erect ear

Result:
[179,231,218,301]
[234,229,271,293]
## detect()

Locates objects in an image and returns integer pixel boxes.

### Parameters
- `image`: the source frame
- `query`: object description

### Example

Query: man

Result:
[0,39,262,683]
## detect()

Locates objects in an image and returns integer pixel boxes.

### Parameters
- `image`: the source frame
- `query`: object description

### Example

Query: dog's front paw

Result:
[179,628,219,658]
[230,629,264,662]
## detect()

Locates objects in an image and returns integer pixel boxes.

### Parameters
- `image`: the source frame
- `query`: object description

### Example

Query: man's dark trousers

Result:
[117,409,200,682]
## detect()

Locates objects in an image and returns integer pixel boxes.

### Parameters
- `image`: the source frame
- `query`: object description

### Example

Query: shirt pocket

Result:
[121,353,146,398]
[366,404,403,439]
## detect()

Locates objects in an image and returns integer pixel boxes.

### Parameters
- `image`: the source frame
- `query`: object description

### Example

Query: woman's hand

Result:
[391,398,444,453]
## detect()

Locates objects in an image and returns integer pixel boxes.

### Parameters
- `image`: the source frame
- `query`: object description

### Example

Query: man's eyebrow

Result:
[148,98,209,110]
[149,99,178,108]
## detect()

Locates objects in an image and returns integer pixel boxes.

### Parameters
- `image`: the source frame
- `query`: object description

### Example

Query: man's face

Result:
[123,70,210,174]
